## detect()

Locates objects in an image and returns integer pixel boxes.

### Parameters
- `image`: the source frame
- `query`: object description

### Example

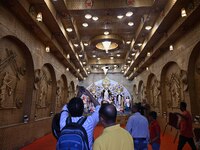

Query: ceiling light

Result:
[97,57,100,60]
[145,26,152,31]
[128,22,134,26]
[92,55,96,58]
[92,16,99,21]
[82,23,88,27]
[131,53,135,56]
[102,41,111,51]
[110,56,114,60]
[126,41,131,44]
[67,54,70,59]
[86,67,89,70]
[146,67,149,71]
[114,65,117,67]
[79,54,83,57]
[88,71,90,74]
[85,14,92,19]
[66,28,73,32]
[117,15,124,19]
[74,44,79,47]
[36,12,42,22]
[169,45,173,51]
[83,62,86,65]
[126,77,129,79]
[77,69,80,72]
[122,70,124,73]
[84,43,88,46]
[137,43,142,46]
[134,67,137,71]
[66,68,69,71]
[45,46,50,52]
[117,54,120,57]
[127,60,131,63]
[104,31,109,35]
[147,52,151,56]
[126,11,133,17]
[181,8,187,17]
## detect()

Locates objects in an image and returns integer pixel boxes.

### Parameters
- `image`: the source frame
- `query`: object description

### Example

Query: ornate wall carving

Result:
[34,65,54,119]
[0,37,34,126]
[56,75,68,111]
[161,62,185,111]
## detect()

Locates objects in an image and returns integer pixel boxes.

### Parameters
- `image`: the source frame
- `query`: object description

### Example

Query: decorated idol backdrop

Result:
[85,77,131,112]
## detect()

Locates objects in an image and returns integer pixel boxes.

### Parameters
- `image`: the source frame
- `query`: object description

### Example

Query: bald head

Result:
[99,103,117,124]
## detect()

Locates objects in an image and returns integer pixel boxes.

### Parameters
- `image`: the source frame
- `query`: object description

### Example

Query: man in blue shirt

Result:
[126,103,149,150]
[60,89,100,150]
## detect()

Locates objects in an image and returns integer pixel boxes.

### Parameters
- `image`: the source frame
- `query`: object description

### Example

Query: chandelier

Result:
[91,34,123,53]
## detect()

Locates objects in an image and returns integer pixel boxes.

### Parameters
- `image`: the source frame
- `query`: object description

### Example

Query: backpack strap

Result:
[77,116,87,126]
[66,116,87,125]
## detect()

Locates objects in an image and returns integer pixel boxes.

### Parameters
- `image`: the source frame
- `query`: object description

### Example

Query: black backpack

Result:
[52,110,67,139]
[56,116,89,150]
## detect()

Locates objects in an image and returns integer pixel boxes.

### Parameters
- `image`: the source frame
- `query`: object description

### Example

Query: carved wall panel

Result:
[34,65,55,119]
[161,62,185,113]
[188,42,200,115]
[132,84,138,103]
[0,36,34,126]
[138,80,146,102]
[68,81,75,100]
[55,75,68,112]
[147,74,161,110]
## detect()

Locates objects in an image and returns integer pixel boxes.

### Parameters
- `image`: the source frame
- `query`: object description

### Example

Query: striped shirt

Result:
[60,105,100,150]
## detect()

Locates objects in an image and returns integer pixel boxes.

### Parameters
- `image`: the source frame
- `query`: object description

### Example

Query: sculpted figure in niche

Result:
[170,73,181,108]
[151,79,160,108]
[56,81,63,107]
[0,72,17,108]
[0,49,23,109]
[34,70,48,108]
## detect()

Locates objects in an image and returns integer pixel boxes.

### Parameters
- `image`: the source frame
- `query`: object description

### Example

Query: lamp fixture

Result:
[104,31,109,35]
[117,15,124,19]
[147,52,151,56]
[126,11,133,17]
[145,26,152,30]
[181,8,187,17]
[169,45,173,51]
[66,28,73,32]
[128,22,134,26]
[36,12,42,22]
[82,23,88,27]
[45,46,50,52]
[67,54,70,59]
[84,43,88,46]
[92,16,99,21]
[85,14,92,19]
[66,68,69,71]
[117,54,121,57]
[102,41,111,51]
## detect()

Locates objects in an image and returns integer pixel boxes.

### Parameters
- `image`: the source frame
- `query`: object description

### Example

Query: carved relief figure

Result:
[0,49,24,109]
[166,73,182,108]
[34,69,49,108]
[56,80,63,107]
[150,79,160,108]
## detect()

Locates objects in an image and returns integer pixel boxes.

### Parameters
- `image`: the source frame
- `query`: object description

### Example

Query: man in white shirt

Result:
[126,103,149,150]
[60,87,100,150]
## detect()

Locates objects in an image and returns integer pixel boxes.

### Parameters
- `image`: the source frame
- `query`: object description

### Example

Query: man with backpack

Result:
[58,95,100,150]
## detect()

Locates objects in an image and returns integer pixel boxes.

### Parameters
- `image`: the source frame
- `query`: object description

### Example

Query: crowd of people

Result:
[57,87,197,150]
